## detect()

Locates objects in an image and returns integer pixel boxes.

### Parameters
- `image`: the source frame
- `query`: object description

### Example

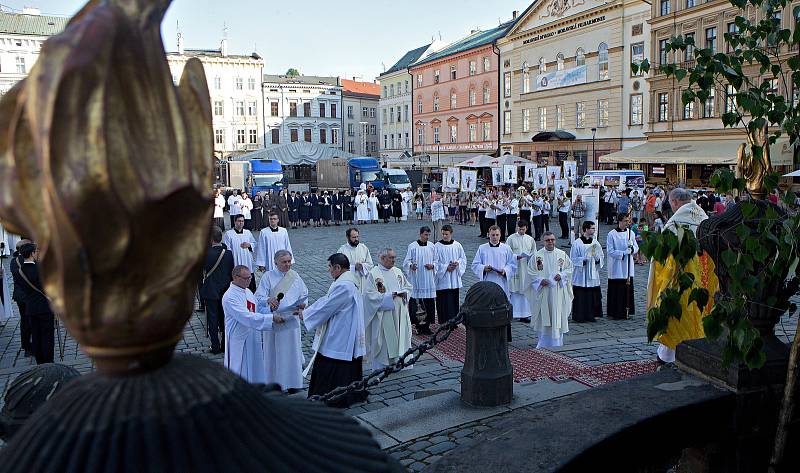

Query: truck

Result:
[316,157,385,191]
[225,159,284,194]
[381,168,412,192]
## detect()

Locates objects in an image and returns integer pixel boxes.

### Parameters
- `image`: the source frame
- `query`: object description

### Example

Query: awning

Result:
[232,143,359,166]
[456,154,536,167]
[531,130,576,142]
[785,169,800,177]
[600,139,794,166]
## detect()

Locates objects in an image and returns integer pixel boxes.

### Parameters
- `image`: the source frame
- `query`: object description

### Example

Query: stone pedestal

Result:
[460,282,513,407]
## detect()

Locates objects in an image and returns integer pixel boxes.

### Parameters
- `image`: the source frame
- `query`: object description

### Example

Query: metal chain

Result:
[308,311,465,403]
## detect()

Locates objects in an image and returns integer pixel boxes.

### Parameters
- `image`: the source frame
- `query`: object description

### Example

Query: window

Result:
[271,128,280,144]
[347,141,354,153]
[404,105,409,122]
[684,99,695,119]
[504,72,511,97]
[449,124,457,143]
[450,91,457,109]
[434,70,440,84]
[484,57,491,72]
[249,129,258,144]
[214,100,223,116]
[556,105,564,129]
[418,128,423,145]
[362,106,368,118]
[685,33,695,61]
[331,104,337,118]
[271,102,278,117]
[727,23,738,52]
[793,83,799,107]
[391,134,395,149]
[705,27,716,53]
[235,77,243,90]
[417,74,423,87]
[483,86,490,104]
[660,0,670,16]
[289,102,297,117]
[598,99,609,127]
[418,96,423,113]
[450,64,457,80]
[332,128,339,144]
[383,86,387,98]
[469,89,476,106]
[768,11,781,46]
[390,84,394,97]
[214,77,222,90]
[236,129,246,145]
[659,39,668,64]
[576,48,586,67]
[482,122,491,141]
[768,78,779,96]
[320,129,327,144]
[504,110,512,134]
[320,102,326,117]
[405,133,409,148]
[576,102,586,128]
[371,125,376,135]
[725,85,737,113]
[384,135,388,149]
[469,123,477,142]
[598,43,609,80]
[405,81,409,93]
[686,0,695,7]
[556,53,565,71]
[522,62,530,94]
[248,77,256,90]
[15,56,25,74]
[347,123,354,136]
[290,129,298,142]
[433,94,439,112]
[249,101,258,116]
[630,94,643,125]
[215,129,224,145]
[539,107,547,130]
[469,61,476,76]
[523,109,531,132]
[235,101,245,116]
[347,106,354,119]
[703,88,715,117]
[658,93,669,121]
[304,129,312,142]
[433,127,440,144]
[371,108,376,118]
[631,43,644,76]
[396,108,401,123]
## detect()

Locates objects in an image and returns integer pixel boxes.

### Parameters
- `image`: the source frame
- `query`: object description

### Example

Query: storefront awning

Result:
[600,139,794,166]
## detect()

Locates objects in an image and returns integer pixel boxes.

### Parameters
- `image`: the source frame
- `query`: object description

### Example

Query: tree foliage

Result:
[285,68,300,77]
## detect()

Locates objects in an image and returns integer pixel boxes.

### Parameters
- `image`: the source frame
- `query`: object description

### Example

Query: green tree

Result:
[285,68,300,77]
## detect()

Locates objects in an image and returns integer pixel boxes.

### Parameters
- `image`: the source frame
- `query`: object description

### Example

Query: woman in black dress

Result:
[320,191,333,226]
[391,191,403,223]
[342,190,354,225]
[298,192,310,227]
[251,192,264,231]
[309,191,321,227]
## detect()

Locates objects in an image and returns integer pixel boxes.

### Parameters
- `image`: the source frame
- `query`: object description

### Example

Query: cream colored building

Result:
[498,0,651,174]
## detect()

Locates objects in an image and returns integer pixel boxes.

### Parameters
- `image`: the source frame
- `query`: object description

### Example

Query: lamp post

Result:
[591,127,597,171]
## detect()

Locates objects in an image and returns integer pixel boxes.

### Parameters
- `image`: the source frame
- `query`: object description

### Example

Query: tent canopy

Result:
[456,154,536,168]
[600,139,793,166]
[233,143,359,166]
[784,169,800,177]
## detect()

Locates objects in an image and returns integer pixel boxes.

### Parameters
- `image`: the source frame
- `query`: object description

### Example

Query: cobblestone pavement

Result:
[0,215,797,468]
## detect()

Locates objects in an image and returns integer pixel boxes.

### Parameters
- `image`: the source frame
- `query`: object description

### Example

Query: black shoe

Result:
[518,317,531,323]
[286,388,304,395]
[209,347,223,355]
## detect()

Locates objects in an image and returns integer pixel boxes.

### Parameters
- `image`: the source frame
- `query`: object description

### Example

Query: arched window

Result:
[483,84,491,104]
[538,57,546,73]
[417,95,423,113]
[556,53,565,71]
[598,43,609,80]
[469,88,476,106]
[522,61,530,94]
[433,93,439,112]
[576,48,586,67]
[450,90,457,109]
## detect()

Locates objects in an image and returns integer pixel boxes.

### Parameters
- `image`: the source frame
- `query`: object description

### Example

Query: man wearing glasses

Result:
[528,232,574,348]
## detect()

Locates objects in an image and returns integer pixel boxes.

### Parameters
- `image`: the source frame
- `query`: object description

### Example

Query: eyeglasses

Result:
[543,238,556,242]
[234,274,252,281]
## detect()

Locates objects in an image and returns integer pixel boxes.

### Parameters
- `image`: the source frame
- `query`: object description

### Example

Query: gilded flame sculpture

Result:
[0,0,213,372]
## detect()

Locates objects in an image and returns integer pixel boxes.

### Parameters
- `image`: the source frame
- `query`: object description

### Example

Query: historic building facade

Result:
[410,19,518,167]
[498,0,651,174]
[342,79,381,157]
[262,75,342,151]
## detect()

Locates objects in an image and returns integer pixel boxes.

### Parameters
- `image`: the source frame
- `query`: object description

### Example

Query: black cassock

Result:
[288,196,300,223]
[342,194,354,221]
[309,194,321,221]
[299,195,310,222]
[391,193,403,218]
[320,196,332,221]
[331,194,343,222]
[378,193,392,220]
[251,195,263,230]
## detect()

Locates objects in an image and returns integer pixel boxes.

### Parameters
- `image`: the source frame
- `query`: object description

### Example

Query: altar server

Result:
[434,225,467,323]
[570,221,604,322]
[471,225,516,297]
[223,215,257,291]
[403,226,437,334]
[606,213,638,319]
[256,212,294,273]
[506,220,536,323]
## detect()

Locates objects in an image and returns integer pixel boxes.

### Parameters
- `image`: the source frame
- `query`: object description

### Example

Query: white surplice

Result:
[255,268,308,390]
[223,229,257,271]
[570,237,604,288]
[366,265,412,369]
[471,242,517,297]
[214,194,225,219]
[528,247,574,348]
[337,242,374,293]
[240,198,253,220]
[355,193,369,222]
[403,241,437,299]
[222,284,276,384]
[255,226,294,271]
[433,240,467,290]
[368,196,379,220]
[229,195,242,216]
[606,228,638,280]
[506,232,537,318]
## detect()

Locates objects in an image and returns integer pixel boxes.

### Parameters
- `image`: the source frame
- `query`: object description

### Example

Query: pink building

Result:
[410,19,517,166]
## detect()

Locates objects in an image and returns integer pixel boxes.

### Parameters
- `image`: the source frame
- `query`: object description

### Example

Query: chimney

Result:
[22,7,41,15]
[512,10,518,19]
[177,32,184,55]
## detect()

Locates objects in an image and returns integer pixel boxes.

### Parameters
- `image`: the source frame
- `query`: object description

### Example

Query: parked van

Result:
[581,170,645,191]
[382,168,412,192]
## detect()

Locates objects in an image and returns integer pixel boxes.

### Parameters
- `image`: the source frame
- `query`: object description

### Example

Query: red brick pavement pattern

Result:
[413,326,658,387]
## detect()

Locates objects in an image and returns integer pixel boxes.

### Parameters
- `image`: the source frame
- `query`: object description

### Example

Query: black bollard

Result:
[460,282,513,407]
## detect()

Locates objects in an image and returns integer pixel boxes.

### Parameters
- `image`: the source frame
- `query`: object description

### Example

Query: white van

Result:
[382,168,412,191]
[581,170,645,191]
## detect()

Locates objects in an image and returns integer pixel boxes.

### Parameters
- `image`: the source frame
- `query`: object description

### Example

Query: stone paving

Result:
[0,214,797,469]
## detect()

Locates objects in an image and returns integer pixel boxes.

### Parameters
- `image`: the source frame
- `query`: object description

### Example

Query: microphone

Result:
[272,293,284,312]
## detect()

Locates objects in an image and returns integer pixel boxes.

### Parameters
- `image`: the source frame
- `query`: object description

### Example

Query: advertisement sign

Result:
[535,65,587,91]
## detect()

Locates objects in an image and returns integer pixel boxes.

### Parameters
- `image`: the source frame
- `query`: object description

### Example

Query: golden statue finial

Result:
[0,0,213,373]
[736,123,772,199]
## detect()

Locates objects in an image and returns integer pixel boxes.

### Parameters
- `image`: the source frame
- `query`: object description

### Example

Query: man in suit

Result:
[10,240,33,357]
[199,226,235,354]
[17,243,54,364]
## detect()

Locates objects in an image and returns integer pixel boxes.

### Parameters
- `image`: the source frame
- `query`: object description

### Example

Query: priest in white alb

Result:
[403,226,437,335]
[222,265,286,383]
[223,214,257,291]
[337,227,374,293]
[506,219,536,323]
[256,212,294,273]
[433,224,467,324]
[471,225,516,297]
[255,250,308,392]
[366,247,412,370]
[528,231,574,348]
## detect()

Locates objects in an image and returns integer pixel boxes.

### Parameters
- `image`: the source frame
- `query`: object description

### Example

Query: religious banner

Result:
[563,161,577,183]
[461,170,477,192]
[503,165,517,184]
[554,179,569,197]
[534,168,548,191]
[572,187,600,224]
[445,167,460,191]
[546,166,561,184]
[492,167,504,186]
[524,163,537,182]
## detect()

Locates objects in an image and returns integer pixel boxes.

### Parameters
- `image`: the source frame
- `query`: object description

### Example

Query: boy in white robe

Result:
[256,212,294,273]
[403,226,437,334]
[223,215,257,292]
[255,250,308,392]
[337,227,374,293]
[528,232,574,348]
[366,248,412,370]
[471,225,516,297]
[434,224,467,324]
[606,213,638,319]
[571,221,604,322]
[222,265,286,384]
[506,219,536,323]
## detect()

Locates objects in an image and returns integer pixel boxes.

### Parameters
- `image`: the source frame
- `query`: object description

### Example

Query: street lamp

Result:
[590,127,597,171]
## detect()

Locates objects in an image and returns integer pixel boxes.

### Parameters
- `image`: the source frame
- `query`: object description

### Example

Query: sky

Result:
[1,0,527,80]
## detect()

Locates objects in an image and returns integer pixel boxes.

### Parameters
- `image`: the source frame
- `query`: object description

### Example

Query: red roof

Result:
[341,79,380,98]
